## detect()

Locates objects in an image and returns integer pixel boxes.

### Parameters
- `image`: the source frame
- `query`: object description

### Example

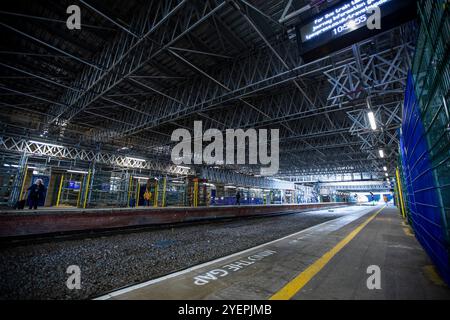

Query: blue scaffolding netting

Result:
[400,73,450,285]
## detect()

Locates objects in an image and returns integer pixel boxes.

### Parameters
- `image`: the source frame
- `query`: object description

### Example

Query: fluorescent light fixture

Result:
[3,164,20,168]
[67,169,88,174]
[29,140,63,148]
[203,183,215,187]
[225,185,236,189]
[385,173,388,177]
[134,176,149,180]
[379,149,384,158]
[367,111,377,130]
[126,156,146,162]
[383,166,387,171]
[176,165,191,170]
[4,164,21,168]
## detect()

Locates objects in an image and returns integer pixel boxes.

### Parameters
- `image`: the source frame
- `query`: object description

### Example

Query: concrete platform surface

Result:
[96,205,450,300]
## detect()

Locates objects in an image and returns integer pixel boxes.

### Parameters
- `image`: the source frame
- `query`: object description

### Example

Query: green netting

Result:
[411,0,450,242]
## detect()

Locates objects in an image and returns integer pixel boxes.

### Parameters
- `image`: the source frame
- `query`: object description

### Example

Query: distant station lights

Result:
[379,149,384,158]
[383,166,387,171]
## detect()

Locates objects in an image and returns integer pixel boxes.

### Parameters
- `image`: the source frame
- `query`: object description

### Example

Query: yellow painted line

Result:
[270,206,385,300]
[83,170,91,209]
[395,168,406,219]
[56,174,64,207]
[162,177,167,207]
[423,265,446,286]
[19,165,28,200]
[403,227,414,237]
[154,181,159,207]
[136,182,140,208]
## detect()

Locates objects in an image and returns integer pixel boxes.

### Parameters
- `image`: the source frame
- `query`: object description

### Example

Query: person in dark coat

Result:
[27,179,46,210]
[236,191,241,205]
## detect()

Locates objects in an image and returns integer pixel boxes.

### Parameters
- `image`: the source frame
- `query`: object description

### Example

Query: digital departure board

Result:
[68,181,81,190]
[297,0,416,60]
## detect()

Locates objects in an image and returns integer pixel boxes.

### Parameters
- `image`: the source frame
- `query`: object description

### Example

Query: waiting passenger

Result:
[143,189,152,207]
[236,191,241,205]
[27,179,46,210]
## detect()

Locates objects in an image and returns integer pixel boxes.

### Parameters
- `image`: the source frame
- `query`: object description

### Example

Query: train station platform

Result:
[0,203,346,238]
[97,206,450,300]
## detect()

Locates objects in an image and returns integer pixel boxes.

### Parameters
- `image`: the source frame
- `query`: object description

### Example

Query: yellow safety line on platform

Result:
[270,206,385,300]
[403,227,414,237]
[423,265,446,286]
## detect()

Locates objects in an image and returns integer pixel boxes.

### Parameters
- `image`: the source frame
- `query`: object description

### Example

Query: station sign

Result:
[68,180,81,190]
[296,0,416,60]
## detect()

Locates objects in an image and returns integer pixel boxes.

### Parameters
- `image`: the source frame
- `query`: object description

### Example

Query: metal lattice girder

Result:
[347,103,402,134]
[280,135,362,153]
[187,41,413,142]
[356,130,400,153]
[199,167,295,190]
[87,42,307,140]
[0,135,190,175]
[128,97,402,151]
[90,40,299,142]
[346,101,402,155]
[0,1,418,180]
[277,157,388,174]
[88,32,414,143]
[46,0,227,125]
[324,42,413,105]
[319,181,390,192]
[281,172,377,183]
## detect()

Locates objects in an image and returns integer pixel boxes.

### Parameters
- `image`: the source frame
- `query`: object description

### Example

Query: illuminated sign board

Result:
[297,0,416,59]
[68,181,81,190]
